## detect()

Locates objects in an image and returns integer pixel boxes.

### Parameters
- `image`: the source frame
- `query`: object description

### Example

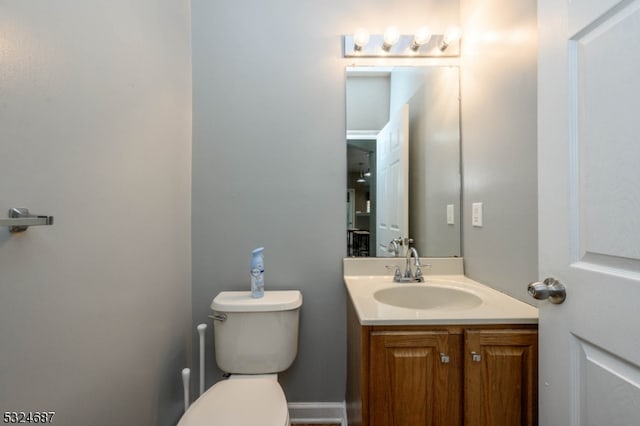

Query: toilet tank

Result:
[210,290,302,374]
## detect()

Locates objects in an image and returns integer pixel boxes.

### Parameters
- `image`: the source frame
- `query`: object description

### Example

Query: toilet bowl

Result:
[178,374,289,426]
[178,290,302,426]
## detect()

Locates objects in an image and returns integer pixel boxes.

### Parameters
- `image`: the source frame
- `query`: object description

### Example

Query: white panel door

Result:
[376,104,409,256]
[538,0,640,424]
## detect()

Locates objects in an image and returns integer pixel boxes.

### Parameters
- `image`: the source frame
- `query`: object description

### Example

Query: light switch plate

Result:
[472,202,483,227]
[446,204,455,225]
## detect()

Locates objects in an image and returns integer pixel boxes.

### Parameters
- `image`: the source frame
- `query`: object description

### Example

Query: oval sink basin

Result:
[374,285,483,310]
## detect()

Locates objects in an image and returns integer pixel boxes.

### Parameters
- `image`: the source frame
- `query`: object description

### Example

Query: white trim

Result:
[288,402,347,425]
[346,130,378,140]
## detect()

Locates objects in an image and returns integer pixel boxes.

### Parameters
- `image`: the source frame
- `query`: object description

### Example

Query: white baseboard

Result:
[288,401,347,426]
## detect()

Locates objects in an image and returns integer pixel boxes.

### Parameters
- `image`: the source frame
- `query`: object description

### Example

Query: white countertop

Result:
[344,273,538,326]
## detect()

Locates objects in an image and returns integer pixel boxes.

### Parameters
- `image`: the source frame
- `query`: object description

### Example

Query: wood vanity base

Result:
[346,298,538,426]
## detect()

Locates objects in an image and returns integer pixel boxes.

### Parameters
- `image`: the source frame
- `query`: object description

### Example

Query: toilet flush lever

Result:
[208,313,227,322]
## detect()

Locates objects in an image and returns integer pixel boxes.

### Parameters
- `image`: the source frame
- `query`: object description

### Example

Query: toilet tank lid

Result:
[211,290,302,312]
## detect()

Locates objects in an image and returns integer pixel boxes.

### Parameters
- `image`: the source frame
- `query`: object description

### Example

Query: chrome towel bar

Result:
[0,208,54,233]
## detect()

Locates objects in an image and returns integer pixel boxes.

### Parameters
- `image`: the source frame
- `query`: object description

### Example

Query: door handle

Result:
[528,278,566,304]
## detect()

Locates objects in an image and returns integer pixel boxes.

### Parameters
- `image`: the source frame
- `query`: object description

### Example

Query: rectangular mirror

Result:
[346,66,461,257]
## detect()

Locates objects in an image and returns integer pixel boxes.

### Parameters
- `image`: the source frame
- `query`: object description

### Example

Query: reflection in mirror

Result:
[346,66,461,258]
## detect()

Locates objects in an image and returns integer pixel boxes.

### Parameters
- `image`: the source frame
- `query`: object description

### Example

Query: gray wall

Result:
[192,0,459,402]
[460,0,538,301]
[0,1,192,425]
[346,76,390,131]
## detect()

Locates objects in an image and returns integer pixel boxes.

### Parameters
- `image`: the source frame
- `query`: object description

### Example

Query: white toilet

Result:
[178,290,303,426]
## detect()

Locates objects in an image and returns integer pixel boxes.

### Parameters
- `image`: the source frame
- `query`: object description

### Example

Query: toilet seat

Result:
[178,375,289,426]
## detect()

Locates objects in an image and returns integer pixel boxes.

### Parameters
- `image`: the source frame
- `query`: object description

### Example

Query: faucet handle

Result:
[385,265,402,281]
[415,262,431,283]
[414,266,424,282]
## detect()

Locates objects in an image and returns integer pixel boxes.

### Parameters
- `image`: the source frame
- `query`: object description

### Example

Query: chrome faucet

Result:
[385,238,430,282]
[404,246,424,282]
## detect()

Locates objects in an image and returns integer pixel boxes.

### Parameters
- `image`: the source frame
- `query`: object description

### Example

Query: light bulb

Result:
[441,27,462,51]
[382,26,400,51]
[443,27,462,45]
[353,28,370,51]
[411,26,432,51]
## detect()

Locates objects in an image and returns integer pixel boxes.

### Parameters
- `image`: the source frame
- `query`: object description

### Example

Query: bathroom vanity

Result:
[344,258,539,426]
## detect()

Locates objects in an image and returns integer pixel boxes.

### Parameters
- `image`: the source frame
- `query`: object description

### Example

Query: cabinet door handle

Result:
[471,351,482,362]
[440,353,450,364]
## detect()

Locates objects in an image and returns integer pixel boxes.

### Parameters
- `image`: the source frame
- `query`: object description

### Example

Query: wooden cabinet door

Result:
[369,330,461,426]
[464,329,538,426]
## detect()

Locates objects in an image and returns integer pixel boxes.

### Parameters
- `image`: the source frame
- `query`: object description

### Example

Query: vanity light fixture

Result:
[343,26,460,57]
[440,26,462,51]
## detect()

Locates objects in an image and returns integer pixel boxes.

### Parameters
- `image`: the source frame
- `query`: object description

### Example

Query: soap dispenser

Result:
[250,247,265,298]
